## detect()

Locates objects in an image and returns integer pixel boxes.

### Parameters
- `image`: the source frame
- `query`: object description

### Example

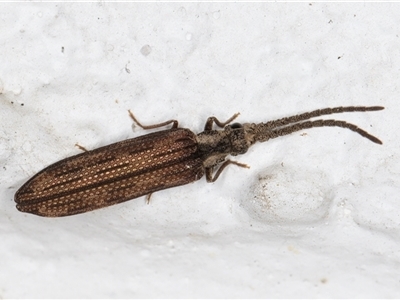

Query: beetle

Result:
[15,105,383,217]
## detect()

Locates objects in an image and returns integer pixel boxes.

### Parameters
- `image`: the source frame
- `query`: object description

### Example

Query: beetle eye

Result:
[230,123,242,129]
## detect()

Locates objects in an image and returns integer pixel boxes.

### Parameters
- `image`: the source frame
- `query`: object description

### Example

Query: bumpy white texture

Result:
[0,3,398,298]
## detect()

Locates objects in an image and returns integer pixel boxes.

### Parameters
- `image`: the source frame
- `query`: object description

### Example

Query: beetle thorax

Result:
[196,124,251,162]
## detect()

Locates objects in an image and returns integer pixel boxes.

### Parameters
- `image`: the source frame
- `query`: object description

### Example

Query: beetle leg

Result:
[129,110,179,129]
[206,160,249,182]
[204,113,240,131]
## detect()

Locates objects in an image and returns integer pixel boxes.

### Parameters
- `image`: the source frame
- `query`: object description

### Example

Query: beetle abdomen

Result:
[15,128,204,217]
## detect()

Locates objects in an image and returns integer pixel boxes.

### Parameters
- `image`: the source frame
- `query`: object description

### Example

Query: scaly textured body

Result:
[15,128,203,217]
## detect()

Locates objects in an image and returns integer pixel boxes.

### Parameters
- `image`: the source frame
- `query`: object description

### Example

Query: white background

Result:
[0,2,399,298]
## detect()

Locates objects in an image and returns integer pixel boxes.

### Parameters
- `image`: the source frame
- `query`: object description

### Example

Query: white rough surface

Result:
[0,3,399,298]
